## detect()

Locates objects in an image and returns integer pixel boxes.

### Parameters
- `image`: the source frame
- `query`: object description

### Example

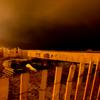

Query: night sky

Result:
[0,0,100,50]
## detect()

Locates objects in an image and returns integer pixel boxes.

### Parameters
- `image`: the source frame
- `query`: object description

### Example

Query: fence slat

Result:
[52,66,62,100]
[0,78,9,100]
[82,61,93,100]
[89,60,100,100]
[19,73,30,100]
[64,64,76,100]
[74,63,85,100]
[39,70,48,100]
[96,85,100,100]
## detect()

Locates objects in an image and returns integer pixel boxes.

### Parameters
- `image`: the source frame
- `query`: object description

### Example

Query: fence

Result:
[0,50,100,100]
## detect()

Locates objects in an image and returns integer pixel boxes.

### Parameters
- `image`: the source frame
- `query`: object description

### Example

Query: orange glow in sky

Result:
[0,0,100,49]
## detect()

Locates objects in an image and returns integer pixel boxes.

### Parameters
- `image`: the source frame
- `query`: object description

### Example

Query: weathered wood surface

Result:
[52,67,62,100]
[19,73,30,100]
[96,85,100,100]
[74,63,85,100]
[39,70,48,100]
[28,50,100,64]
[83,61,93,100]
[0,78,9,100]
[64,64,76,100]
[89,60,100,100]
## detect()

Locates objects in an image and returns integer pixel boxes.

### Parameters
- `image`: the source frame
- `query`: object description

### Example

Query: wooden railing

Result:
[0,50,100,100]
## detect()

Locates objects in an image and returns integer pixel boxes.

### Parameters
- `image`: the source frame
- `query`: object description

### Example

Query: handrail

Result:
[27,50,100,64]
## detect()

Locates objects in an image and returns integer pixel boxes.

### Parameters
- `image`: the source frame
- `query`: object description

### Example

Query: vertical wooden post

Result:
[0,78,9,100]
[52,66,62,100]
[19,73,30,100]
[82,61,93,100]
[64,64,76,100]
[89,60,100,100]
[39,70,48,100]
[74,63,85,100]
[96,85,100,100]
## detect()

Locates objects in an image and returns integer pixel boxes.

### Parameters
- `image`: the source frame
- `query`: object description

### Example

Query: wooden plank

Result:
[19,73,30,100]
[82,61,93,100]
[28,50,100,64]
[0,78,9,100]
[39,70,48,100]
[96,85,100,100]
[89,60,100,100]
[74,63,85,100]
[52,67,63,100]
[64,63,76,100]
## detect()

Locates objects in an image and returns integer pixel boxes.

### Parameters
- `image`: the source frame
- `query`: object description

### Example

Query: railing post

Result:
[82,61,93,100]
[0,78,9,100]
[39,70,48,100]
[96,85,100,100]
[74,63,85,100]
[89,60,100,100]
[52,66,62,100]
[64,63,76,100]
[19,73,30,100]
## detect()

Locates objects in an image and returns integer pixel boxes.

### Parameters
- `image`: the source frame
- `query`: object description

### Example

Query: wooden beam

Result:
[89,60,100,100]
[52,66,62,100]
[19,73,30,100]
[39,70,48,100]
[64,63,76,100]
[74,63,85,100]
[27,50,100,64]
[0,78,9,100]
[82,61,93,100]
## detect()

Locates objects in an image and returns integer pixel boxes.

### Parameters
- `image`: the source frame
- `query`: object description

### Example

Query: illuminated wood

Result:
[89,60,100,100]
[82,61,93,100]
[74,63,85,100]
[64,64,76,100]
[0,78,9,100]
[3,48,100,64]
[19,73,30,100]
[39,70,48,100]
[52,67,62,100]
[2,49,100,100]
[28,50,100,64]
[96,85,100,100]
